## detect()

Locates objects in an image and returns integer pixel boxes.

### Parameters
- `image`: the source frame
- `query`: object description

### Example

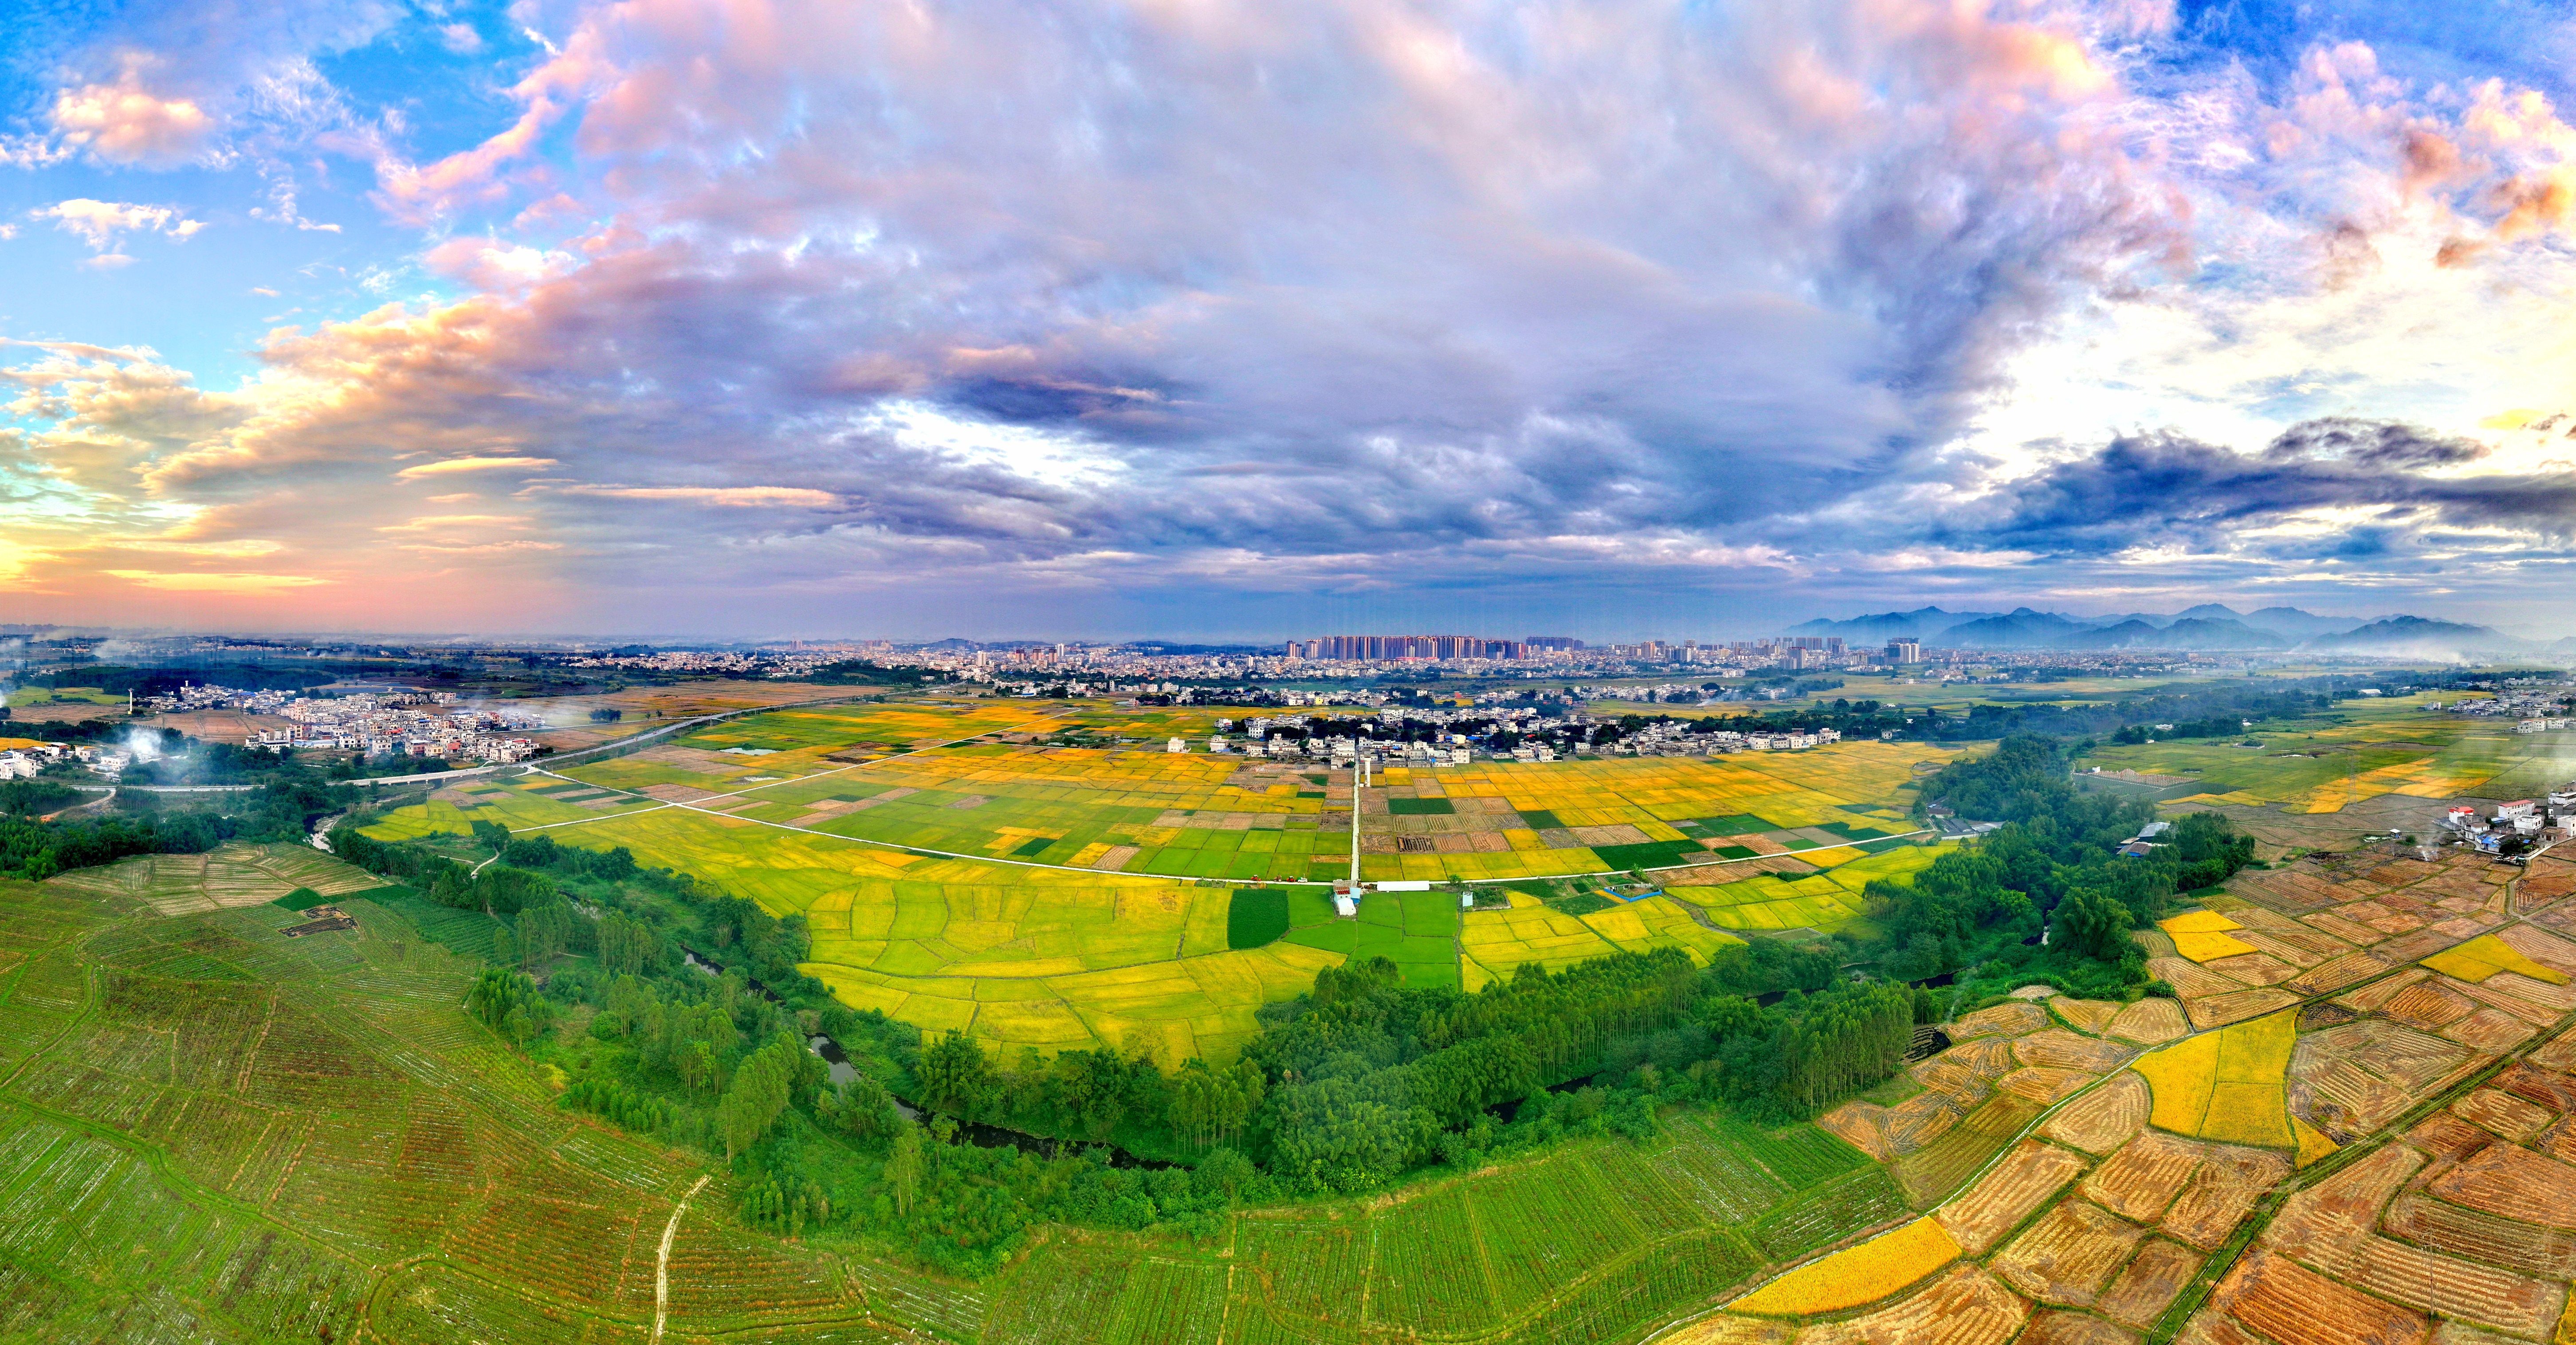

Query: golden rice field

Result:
[2422,933,2571,985]
[1728,1216,1962,1315]
[2131,1009,2297,1149]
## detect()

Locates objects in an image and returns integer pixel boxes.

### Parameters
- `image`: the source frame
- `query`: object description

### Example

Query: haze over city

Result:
[11,0,2576,639]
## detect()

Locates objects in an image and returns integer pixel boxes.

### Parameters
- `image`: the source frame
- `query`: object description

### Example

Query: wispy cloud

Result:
[33,199,205,251]
[392,456,559,480]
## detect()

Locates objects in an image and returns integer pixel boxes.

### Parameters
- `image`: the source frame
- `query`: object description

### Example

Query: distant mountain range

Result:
[1784,605,2544,659]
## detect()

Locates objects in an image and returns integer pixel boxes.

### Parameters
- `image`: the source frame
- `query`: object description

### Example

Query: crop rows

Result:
[1501,1228,1756,1345]
[1102,1259,1228,1345]
[850,1256,993,1339]
[1586,1142,1717,1237]
[1370,1188,1495,1334]
[1649,1114,1792,1220]
[1747,1165,1913,1260]
[367,1263,643,1345]
[658,1215,848,1326]
[445,1189,651,1311]
[1472,1163,1643,1313]
[11,1059,167,1131]
[1236,1217,1370,1335]
[1705,1114,1869,1188]
[980,1241,1136,1345]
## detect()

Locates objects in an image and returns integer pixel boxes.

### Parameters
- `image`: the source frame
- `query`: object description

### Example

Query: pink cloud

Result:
[50,68,216,167]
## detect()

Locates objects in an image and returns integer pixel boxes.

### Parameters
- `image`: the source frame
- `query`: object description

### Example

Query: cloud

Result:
[1927,418,2576,563]
[27,0,2576,635]
[392,455,559,479]
[566,486,840,507]
[34,200,205,251]
[375,514,531,531]
[101,570,328,592]
[50,72,216,166]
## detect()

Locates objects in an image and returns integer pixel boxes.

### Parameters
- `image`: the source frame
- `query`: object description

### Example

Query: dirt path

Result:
[651,1174,713,1345]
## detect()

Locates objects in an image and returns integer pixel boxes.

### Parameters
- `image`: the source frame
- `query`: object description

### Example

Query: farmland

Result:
[1660,775,2576,1345]
[358,695,1956,1056]
[25,745,2576,1344]
[0,861,855,1342]
[0,847,1945,1345]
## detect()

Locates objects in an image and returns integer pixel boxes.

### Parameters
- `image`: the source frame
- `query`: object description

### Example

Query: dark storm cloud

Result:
[1939,418,2574,558]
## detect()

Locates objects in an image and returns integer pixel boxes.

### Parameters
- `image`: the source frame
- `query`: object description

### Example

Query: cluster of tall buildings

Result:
[1285,635,1580,661]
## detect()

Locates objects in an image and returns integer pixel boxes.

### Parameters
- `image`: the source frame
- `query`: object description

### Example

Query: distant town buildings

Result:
[142,683,545,763]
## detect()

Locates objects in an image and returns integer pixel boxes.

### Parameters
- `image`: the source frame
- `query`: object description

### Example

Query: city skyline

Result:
[12,2,2576,636]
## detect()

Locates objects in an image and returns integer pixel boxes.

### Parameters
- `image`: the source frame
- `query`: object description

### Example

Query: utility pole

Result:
[1348,752,1367,888]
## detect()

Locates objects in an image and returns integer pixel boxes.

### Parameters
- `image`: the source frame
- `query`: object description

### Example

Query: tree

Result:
[884,1124,926,1215]
[471,820,511,854]
[2056,889,2135,962]
[820,1071,900,1143]
[719,1037,801,1160]
[916,1031,992,1115]
[517,898,574,969]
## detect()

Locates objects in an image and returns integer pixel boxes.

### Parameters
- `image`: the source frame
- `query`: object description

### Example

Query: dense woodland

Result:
[1855,735,2255,997]
[0,765,356,880]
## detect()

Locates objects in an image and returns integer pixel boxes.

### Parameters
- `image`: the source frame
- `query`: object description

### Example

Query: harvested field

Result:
[2335,1233,2563,1337]
[2283,951,2387,997]
[2421,933,2571,985]
[2446,972,2572,1023]
[2260,1142,2420,1265]
[1999,1067,2095,1107]
[2105,999,2188,1046]
[2148,957,2247,1001]
[2337,968,2429,1013]
[2096,1238,2201,1329]
[2427,1143,2576,1227]
[2495,1060,2576,1112]
[1792,1265,2030,1345]
[2203,953,2297,986]
[2405,1111,2495,1164]
[2495,923,2576,974]
[2379,980,2477,1031]
[2453,1086,2554,1142]
[2160,1145,2289,1249]
[1932,1139,2088,1255]
[2050,998,2123,1036]
[1991,1200,2144,1306]
[2014,1030,2136,1074]
[1952,1001,2050,1039]
[1895,1094,2043,1207]
[1819,1087,1968,1164]
[2288,1019,2475,1141]
[2382,1190,2576,1277]
[2441,1006,2537,1052]
[2014,1310,2138,1345]
[2207,1250,2426,1345]
[2528,1021,2576,1071]
[2083,1129,2207,1223]
[2042,1074,2149,1156]
[2184,987,2301,1030]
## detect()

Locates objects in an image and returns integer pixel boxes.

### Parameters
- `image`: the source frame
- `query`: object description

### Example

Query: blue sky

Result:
[9,0,2576,640]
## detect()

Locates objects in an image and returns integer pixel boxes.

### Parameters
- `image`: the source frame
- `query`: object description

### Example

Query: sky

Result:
[10,0,2576,642]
